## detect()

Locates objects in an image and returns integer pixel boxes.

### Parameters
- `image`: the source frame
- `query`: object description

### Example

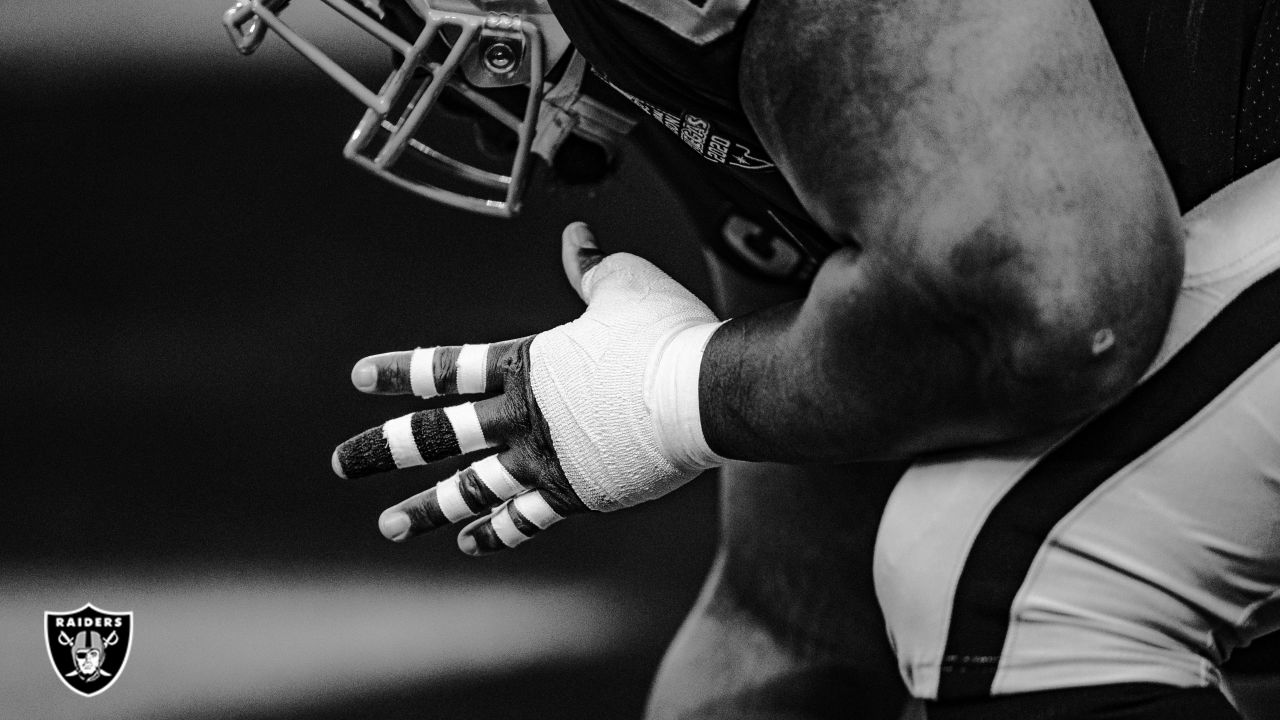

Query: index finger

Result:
[351,338,529,397]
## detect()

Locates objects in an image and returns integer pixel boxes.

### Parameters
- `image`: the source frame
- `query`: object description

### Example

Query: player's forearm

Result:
[698,248,1119,463]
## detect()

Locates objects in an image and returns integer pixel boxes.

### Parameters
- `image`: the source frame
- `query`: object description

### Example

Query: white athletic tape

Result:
[512,491,562,529]
[409,347,438,398]
[383,414,425,469]
[435,475,474,523]
[456,344,489,394]
[444,402,489,454]
[489,505,529,548]
[473,455,524,500]
[530,252,727,512]
[647,322,729,473]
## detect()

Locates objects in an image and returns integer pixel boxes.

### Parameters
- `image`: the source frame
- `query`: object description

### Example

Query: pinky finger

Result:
[457,490,565,556]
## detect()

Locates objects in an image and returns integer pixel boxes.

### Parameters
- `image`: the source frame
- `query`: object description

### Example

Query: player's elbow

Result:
[946,212,1185,431]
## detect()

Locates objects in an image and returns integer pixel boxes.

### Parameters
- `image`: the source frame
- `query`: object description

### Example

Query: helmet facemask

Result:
[224,0,575,217]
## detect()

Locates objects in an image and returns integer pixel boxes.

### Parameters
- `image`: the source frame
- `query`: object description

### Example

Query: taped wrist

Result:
[530,253,728,512]
[646,322,728,474]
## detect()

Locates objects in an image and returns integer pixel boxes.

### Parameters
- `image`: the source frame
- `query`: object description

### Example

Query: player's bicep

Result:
[739,0,1184,424]
[739,0,1176,239]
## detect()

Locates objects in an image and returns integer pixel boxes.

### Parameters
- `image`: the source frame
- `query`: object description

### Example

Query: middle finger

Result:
[331,395,513,480]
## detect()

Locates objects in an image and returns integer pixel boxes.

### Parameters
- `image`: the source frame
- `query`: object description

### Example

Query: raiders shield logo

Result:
[44,603,133,697]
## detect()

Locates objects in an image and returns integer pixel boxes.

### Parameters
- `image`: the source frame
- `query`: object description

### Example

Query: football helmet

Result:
[224,0,631,217]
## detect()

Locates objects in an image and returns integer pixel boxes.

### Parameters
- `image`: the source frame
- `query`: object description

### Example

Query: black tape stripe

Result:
[337,427,396,479]
[410,409,462,462]
[938,268,1280,699]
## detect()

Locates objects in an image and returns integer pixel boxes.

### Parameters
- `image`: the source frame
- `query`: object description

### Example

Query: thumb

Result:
[561,221,606,302]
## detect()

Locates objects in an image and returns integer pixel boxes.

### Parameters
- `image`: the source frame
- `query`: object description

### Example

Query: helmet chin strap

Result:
[532,52,637,166]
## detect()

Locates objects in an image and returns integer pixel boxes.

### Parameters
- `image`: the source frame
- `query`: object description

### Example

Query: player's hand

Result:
[331,222,726,555]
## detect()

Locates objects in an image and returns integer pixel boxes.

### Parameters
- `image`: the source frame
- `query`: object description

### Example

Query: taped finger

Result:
[446,343,493,395]
[351,340,524,398]
[379,454,527,541]
[456,490,566,556]
[332,400,498,480]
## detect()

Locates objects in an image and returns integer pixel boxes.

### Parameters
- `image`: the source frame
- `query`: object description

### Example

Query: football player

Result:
[224,0,1279,718]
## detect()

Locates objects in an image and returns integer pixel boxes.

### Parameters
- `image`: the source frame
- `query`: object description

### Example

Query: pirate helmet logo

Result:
[44,603,133,697]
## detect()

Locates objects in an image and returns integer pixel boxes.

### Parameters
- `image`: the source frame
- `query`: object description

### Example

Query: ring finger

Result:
[378,452,529,541]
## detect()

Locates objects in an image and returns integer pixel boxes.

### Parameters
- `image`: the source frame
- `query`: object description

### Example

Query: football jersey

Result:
[1093,0,1280,209]
[874,157,1280,700]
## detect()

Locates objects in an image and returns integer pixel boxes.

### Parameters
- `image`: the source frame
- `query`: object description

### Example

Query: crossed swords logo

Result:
[45,604,133,697]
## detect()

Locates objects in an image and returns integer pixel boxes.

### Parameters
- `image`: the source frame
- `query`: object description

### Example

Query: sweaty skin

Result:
[699,0,1184,461]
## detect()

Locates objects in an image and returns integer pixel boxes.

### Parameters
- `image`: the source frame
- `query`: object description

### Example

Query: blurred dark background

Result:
[1,2,718,718]
[11,4,1280,719]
